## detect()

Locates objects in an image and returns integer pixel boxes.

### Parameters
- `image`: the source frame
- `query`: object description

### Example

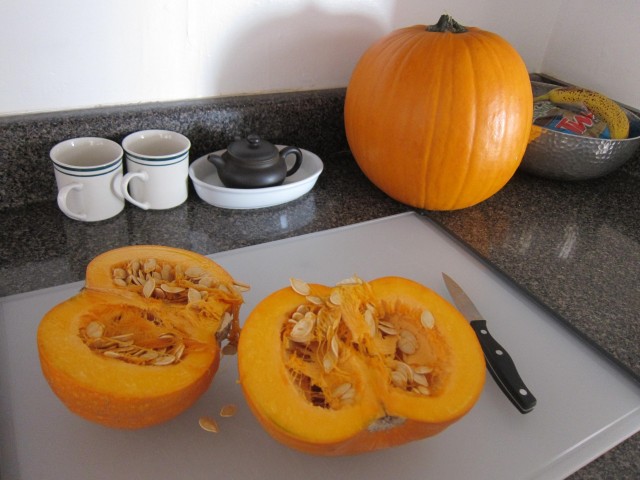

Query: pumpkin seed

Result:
[103,350,123,359]
[413,373,429,387]
[161,263,173,281]
[290,315,315,343]
[233,280,251,292]
[85,321,105,339]
[305,295,324,305]
[329,290,342,305]
[199,416,219,433]
[415,385,431,395]
[290,278,311,296]
[198,276,215,287]
[378,320,398,336]
[220,404,238,417]
[87,337,117,349]
[113,337,135,347]
[188,287,202,303]
[153,354,176,366]
[413,365,432,375]
[339,387,356,402]
[421,309,435,329]
[143,278,156,298]
[160,284,185,294]
[322,350,337,373]
[138,349,160,361]
[173,343,186,360]
[394,362,414,383]
[398,329,418,355]
[332,382,353,399]
[143,258,157,274]
[364,309,377,337]
[113,268,127,279]
[185,266,206,279]
[216,314,234,342]
[390,370,408,388]
[330,335,340,358]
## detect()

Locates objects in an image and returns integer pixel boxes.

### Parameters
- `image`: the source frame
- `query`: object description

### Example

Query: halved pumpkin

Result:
[237,276,485,455]
[37,245,246,429]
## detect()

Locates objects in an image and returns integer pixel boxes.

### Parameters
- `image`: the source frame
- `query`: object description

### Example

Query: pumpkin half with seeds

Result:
[37,245,247,429]
[238,275,485,455]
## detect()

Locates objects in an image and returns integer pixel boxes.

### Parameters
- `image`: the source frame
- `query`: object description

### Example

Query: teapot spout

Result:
[207,153,226,170]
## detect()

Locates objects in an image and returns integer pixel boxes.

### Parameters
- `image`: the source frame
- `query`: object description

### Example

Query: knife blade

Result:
[442,273,537,414]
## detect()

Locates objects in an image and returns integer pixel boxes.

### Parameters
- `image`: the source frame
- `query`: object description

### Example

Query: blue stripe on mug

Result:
[124,150,189,163]
[125,153,188,167]
[53,158,122,177]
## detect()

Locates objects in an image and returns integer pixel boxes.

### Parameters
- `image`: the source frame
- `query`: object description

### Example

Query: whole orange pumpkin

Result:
[344,15,532,210]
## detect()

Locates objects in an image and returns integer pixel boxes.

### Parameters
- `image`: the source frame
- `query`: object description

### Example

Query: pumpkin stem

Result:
[427,14,468,33]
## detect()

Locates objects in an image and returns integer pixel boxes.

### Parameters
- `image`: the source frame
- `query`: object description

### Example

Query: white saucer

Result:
[189,147,323,209]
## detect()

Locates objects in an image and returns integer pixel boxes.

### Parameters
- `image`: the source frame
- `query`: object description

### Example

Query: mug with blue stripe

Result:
[50,137,124,221]
[121,130,191,210]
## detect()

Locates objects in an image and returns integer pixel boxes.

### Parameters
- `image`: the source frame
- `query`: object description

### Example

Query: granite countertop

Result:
[0,85,638,478]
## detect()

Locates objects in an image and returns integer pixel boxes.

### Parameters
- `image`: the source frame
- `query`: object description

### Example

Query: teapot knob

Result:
[247,134,261,148]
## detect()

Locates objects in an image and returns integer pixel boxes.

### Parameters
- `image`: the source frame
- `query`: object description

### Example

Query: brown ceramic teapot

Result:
[207,134,303,188]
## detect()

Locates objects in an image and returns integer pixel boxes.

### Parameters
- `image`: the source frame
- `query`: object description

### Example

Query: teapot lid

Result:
[226,134,278,162]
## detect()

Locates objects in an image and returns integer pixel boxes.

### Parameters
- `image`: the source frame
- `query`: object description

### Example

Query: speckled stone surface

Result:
[0,85,638,479]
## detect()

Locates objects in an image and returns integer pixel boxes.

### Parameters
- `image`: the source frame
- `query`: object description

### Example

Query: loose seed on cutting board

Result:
[220,404,238,417]
[199,416,219,433]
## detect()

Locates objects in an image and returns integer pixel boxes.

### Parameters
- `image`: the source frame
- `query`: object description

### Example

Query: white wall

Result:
[541,0,640,109]
[1,0,637,116]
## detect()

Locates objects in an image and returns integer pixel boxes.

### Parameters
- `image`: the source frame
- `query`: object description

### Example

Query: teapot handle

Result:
[280,146,303,177]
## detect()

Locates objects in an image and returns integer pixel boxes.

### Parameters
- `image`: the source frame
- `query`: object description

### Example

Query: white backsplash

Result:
[0,0,637,115]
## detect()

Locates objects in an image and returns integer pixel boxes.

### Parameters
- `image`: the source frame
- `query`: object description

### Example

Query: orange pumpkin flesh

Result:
[344,15,533,210]
[238,276,485,455]
[37,245,245,429]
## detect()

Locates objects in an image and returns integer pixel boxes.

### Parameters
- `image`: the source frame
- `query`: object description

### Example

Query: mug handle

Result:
[281,146,303,177]
[57,183,87,221]
[121,171,150,210]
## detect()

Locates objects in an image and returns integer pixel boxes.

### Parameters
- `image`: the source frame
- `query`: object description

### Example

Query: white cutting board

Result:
[1,212,639,479]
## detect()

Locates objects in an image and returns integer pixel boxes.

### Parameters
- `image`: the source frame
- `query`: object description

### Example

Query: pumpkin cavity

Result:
[108,255,245,345]
[111,256,246,305]
[79,305,211,366]
[282,276,450,410]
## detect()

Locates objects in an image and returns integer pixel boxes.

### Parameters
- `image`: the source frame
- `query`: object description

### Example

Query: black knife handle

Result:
[470,320,537,414]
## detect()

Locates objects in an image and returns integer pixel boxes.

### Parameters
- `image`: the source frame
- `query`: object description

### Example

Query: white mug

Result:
[50,137,124,222]
[121,130,191,210]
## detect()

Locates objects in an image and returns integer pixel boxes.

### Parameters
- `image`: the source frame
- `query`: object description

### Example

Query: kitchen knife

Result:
[442,273,537,414]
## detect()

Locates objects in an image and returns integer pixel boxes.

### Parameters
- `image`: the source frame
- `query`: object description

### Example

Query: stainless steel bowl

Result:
[519,81,640,181]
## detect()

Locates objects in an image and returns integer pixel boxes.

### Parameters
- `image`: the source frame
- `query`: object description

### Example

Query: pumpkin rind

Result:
[237,276,485,455]
[37,245,245,429]
[344,18,533,210]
